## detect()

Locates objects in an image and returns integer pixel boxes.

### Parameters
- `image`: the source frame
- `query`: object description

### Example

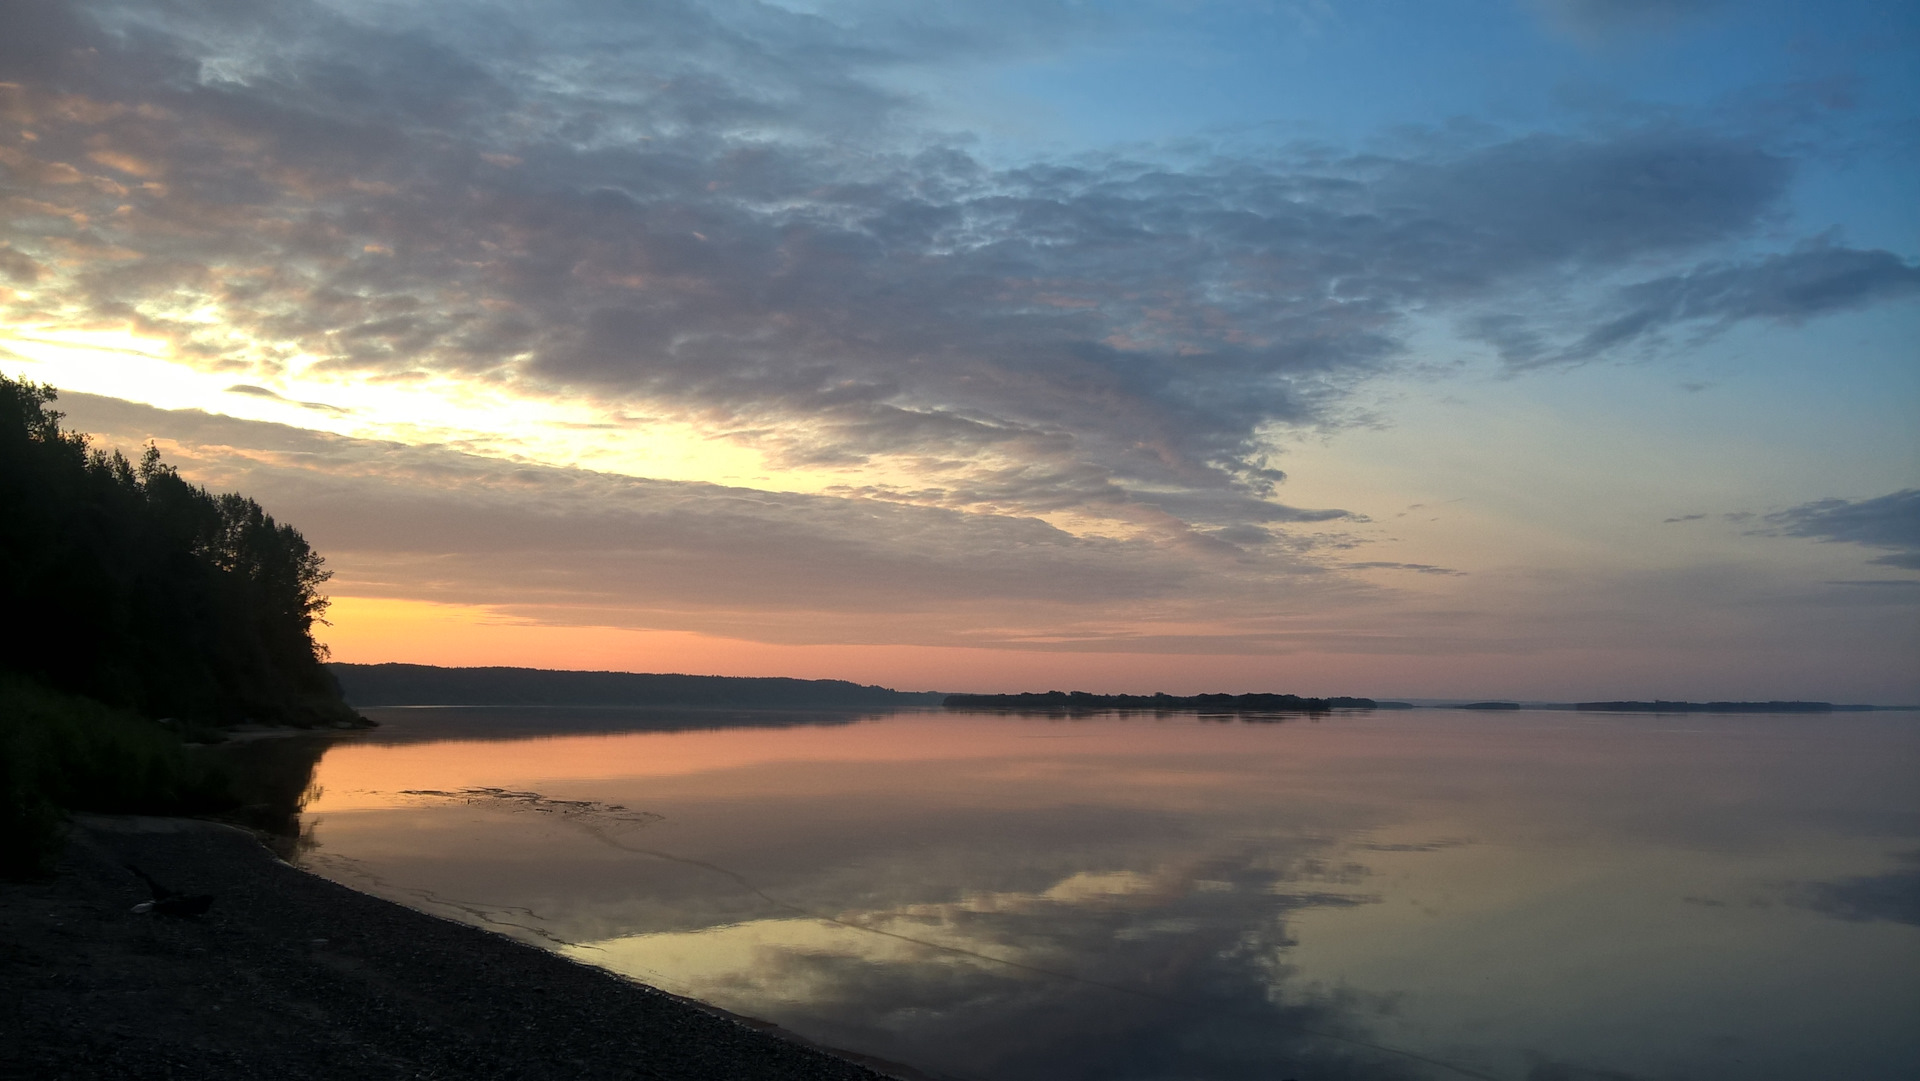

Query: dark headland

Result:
[330,662,944,711]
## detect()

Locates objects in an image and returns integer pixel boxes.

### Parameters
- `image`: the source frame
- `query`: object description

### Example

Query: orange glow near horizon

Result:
[302,710,1410,815]
[317,595,1889,701]
[319,595,1403,696]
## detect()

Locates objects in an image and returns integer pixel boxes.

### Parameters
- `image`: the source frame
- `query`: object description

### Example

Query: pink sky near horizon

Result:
[318,595,1907,702]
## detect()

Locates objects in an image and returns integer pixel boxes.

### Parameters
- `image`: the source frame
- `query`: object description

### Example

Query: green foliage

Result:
[0,676,234,878]
[0,374,358,727]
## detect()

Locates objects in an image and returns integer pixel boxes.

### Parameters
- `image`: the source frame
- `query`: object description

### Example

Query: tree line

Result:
[0,374,356,727]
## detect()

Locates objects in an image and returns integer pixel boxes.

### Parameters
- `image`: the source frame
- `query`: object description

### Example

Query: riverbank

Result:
[0,815,904,1081]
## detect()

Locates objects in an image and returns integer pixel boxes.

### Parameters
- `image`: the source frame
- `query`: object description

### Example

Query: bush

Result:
[0,676,234,877]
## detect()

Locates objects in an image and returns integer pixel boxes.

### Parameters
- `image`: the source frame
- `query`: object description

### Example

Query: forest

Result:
[1,374,360,873]
[1,375,355,726]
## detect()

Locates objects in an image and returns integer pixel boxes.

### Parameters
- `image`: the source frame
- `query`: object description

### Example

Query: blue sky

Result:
[948,1,1919,245]
[2,0,1915,698]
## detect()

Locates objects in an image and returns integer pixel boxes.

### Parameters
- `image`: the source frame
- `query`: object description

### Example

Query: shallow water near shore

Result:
[297,707,1920,1081]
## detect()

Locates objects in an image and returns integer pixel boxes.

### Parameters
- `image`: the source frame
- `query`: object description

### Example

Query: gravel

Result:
[0,816,910,1081]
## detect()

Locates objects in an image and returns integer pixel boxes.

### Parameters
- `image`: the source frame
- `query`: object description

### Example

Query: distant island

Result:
[328,662,945,711]
[1455,701,1522,710]
[1574,700,1871,713]
[942,691,1394,712]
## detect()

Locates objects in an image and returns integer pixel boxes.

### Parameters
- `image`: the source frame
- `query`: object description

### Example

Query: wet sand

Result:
[0,815,907,1081]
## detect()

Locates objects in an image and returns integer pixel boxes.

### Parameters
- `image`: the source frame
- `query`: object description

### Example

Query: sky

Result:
[1,0,1916,700]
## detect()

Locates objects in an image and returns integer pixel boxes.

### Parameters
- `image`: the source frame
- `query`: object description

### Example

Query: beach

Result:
[0,815,906,1081]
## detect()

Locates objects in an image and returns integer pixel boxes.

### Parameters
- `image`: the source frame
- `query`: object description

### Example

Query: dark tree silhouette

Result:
[0,375,356,727]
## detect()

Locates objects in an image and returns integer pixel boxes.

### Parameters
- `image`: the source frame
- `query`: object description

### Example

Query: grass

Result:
[1,676,236,878]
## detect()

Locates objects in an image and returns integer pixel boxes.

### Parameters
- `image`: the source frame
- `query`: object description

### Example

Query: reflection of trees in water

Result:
[209,735,335,858]
[697,847,1492,1081]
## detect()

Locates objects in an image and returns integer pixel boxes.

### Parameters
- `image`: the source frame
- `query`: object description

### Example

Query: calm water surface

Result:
[298,708,1920,1081]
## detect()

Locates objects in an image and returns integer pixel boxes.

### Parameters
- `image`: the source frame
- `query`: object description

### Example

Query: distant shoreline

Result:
[942,693,1899,714]
[328,662,944,711]
[324,665,1903,716]
[941,691,1402,712]
[1572,700,1876,713]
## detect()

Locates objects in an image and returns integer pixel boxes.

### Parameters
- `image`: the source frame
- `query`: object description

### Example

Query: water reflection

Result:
[575,849,1461,1081]
[206,732,336,858]
[1793,850,1920,926]
[295,709,1920,1081]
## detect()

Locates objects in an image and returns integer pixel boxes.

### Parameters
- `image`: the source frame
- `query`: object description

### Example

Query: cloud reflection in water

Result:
[300,708,1920,1081]
[576,845,1457,1081]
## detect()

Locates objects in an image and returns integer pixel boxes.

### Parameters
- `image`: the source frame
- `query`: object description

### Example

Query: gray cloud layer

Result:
[57,393,1919,685]
[1763,490,1920,571]
[4,0,1913,535]
[60,393,1385,649]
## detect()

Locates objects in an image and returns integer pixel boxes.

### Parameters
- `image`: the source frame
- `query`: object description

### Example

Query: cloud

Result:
[1558,243,1920,363]
[1346,562,1465,576]
[0,245,39,283]
[46,393,1919,682]
[1530,0,1722,39]
[56,393,1394,650]
[1760,490,1920,571]
[225,384,348,413]
[2,0,1908,536]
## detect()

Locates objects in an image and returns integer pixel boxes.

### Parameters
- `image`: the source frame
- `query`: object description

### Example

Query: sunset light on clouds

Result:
[3,0,1916,699]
